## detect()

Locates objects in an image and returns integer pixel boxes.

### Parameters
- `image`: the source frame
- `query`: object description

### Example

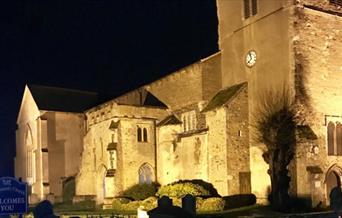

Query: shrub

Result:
[112,199,141,212]
[62,177,75,203]
[156,182,210,198]
[170,197,182,207]
[125,201,141,211]
[119,183,159,200]
[195,197,204,210]
[115,197,132,204]
[112,197,157,212]
[198,197,225,212]
[54,199,96,212]
[172,180,220,197]
[111,199,123,211]
[141,196,158,210]
[223,194,256,209]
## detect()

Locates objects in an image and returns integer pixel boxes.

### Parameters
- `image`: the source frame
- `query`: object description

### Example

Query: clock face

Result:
[245,50,257,67]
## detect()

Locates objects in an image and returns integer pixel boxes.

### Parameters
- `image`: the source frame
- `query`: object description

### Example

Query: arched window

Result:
[191,111,197,130]
[328,121,335,155]
[137,127,142,142]
[143,128,148,142]
[336,122,342,155]
[187,114,191,131]
[182,116,186,132]
[139,163,153,184]
[25,127,35,183]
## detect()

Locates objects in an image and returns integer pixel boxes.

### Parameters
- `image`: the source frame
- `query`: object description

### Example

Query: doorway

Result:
[326,170,341,205]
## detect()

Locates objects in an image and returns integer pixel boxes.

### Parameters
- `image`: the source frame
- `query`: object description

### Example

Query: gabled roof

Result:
[157,114,182,127]
[202,82,247,112]
[143,91,168,108]
[296,125,318,140]
[28,84,111,113]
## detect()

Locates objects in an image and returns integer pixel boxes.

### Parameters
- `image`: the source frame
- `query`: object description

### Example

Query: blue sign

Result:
[0,177,28,215]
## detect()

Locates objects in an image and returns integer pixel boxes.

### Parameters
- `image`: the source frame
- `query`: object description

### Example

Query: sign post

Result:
[0,177,28,216]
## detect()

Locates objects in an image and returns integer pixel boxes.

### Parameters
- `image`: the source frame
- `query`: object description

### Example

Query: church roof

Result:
[143,91,168,108]
[28,84,111,113]
[157,114,182,126]
[296,125,318,140]
[202,82,247,112]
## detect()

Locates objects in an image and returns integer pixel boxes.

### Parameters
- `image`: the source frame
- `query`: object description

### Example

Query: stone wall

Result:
[206,108,228,196]
[120,118,156,190]
[86,103,168,127]
[146,54,221,110]
[217,0,294,202]
[77,104,166,202]
[226,85,250,195]
[40,111,85,200]
[177,133,209,181]
[157,122,209,186]
[157,124,182,185]
[292,1,342,206]
[16,86,85,203]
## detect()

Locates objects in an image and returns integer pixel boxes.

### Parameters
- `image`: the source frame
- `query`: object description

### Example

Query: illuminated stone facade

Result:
[15,0,342,207]
[15,85,91,204]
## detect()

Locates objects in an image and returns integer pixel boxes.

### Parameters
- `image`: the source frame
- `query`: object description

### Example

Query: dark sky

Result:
[0,0,218,176]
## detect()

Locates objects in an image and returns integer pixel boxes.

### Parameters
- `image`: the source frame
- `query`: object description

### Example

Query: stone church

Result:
[15,0,342,207]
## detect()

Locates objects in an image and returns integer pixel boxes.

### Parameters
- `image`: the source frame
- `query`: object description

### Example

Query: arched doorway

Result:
[138,163,154,184]
[325,165,342,205]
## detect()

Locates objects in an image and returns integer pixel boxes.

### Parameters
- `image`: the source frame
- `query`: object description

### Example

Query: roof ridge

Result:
[28,84,98,95]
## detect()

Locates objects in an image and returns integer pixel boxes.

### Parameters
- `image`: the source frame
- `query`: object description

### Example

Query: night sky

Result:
[0,1,218,176]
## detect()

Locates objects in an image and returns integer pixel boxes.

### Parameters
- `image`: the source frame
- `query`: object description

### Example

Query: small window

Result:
[182,116,186,132]
[244,0,258,19]
[251,0,258,15]
[328,121,335,155]
[336,123,342,155]
[244,0,250,19]
[137,127,142,142]
[143,128,148,142]
[137,126,148,142]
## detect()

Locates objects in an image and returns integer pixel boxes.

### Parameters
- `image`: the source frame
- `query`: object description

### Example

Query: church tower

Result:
[216,0,294,202]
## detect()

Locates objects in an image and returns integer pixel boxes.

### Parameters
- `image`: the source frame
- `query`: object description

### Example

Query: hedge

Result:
[198,197,225,212]
[156,182,210,198]
[223,194,256,209]
[119,183,159,200]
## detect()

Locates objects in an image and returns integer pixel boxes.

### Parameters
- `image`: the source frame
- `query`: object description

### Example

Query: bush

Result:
[172,180,220,197]
[198,197,225,212]
[196,197,204,210]
[125,201,141,211]
[115,197,132,204]
[112,199,141,211]
[119,183,159,200]
[156,182,210,198]
[170,197,182,207]
[54,199,96,212]
[141,196,158,210]
[112,197,157,212]
[223,194,256,209]
[111,199,123,211]
[62,177,75,203]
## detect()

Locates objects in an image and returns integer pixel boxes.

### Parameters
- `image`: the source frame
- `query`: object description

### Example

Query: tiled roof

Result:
[143,91,168,108]
[28,84,113,113]
[157,114,182,126]
[202,82,247,112]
